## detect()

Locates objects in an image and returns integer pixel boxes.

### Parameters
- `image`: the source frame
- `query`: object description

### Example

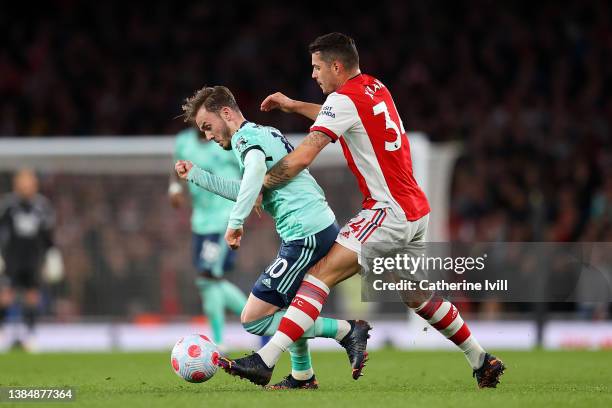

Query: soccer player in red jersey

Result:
[219,33,505,389]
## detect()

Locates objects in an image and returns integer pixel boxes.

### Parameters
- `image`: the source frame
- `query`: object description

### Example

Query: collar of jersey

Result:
[338,73,363,93]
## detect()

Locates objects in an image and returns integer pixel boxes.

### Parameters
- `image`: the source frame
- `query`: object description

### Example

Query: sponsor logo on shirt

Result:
[319,105,335,118]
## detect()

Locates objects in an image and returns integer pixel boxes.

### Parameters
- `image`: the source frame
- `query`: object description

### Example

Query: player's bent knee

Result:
[240,307,257,324]
[240,294,279,324]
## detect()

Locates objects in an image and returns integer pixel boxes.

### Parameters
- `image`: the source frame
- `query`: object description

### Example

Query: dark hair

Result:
[182,86,240,124]
[308,32,359,70]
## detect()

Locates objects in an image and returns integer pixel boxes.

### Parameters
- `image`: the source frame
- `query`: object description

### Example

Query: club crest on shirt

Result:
[236,136,248,151]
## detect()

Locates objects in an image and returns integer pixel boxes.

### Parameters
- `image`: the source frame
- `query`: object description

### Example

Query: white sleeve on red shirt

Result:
[310,92,358,142]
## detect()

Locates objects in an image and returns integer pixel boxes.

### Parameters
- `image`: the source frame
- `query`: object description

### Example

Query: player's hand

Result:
[225,227,244,250]
[175,160,193,180]
[260,92,295,113]
[252,192,263,218]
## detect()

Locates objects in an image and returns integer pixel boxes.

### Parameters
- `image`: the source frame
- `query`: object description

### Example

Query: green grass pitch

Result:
[1,349,611,407]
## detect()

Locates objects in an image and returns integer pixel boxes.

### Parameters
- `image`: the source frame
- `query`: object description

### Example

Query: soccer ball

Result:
[171,334,219,383]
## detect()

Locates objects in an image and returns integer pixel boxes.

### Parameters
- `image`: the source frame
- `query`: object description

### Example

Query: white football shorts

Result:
[336,207,429,261]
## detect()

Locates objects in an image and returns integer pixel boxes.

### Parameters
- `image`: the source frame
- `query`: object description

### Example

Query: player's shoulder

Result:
[233,122,268,146]
[318,92,360,122]
[322,91,357,111]
[337,73,387,100]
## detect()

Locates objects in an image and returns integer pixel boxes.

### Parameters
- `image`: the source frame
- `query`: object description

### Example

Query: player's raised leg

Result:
[222,242,370,384]
[218,223,370,386]
[260,244,369,376]
[241,294,353,342]
[224,292,351,387]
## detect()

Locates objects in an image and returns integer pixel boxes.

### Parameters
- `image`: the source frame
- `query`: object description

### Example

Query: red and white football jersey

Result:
[310,74,430,221]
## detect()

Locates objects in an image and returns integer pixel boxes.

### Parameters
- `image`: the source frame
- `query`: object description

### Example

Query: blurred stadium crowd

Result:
[1,1,611,318]
[0,171,361,319]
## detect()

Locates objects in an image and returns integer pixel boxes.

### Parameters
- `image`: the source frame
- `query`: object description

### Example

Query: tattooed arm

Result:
[263,130,331,189]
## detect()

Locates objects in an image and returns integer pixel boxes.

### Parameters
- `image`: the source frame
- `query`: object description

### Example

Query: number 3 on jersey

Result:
[373,101,405,152]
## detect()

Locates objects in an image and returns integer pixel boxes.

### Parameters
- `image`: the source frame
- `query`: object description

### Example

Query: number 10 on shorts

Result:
[266,258,288,278]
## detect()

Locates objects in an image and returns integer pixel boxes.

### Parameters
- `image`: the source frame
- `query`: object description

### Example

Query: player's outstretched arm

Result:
[260,92,321,121]
[175,160,241,201]
[263,130,331,190]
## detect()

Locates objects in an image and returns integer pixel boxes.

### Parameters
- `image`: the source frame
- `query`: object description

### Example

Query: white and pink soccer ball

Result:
[170,334,219,383]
